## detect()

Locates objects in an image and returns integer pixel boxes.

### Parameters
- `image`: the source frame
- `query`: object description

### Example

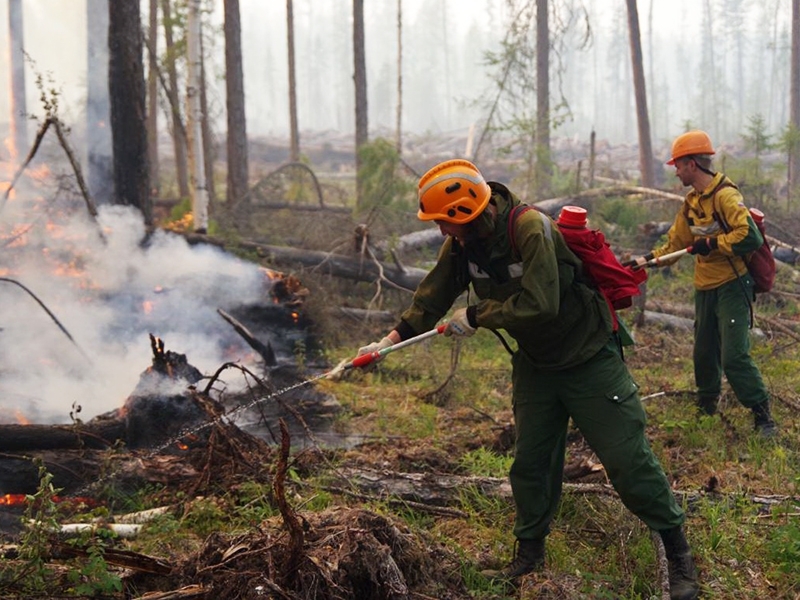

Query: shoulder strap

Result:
[709,174,756,325]
[710,175,736,233]
[508,204,551,259]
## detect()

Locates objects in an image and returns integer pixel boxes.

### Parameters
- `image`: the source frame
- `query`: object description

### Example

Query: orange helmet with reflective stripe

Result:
[666,130,715,165]
[417,159,491,224]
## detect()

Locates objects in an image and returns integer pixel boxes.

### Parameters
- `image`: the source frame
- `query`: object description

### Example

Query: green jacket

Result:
[653,173,763,291]
[397,183,614,370]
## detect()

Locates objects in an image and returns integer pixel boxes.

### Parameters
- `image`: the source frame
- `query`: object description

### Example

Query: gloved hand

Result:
[688,237,718,256]
[621,253,652,270]
[445,308,477,337]
[357,336,394,357]
[325,358,351,381]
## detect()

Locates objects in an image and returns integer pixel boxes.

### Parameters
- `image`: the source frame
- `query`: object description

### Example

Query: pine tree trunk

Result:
[395,0,403,155]
[161,0,190,199]
[108,0,152,225]
[7,0,27,163]
[287,0,300,163]
[224,0,249,206]
[535,0,551,197]
[147,0,160,196]
[625,0,655,188]
[86,0,113,204]
[353,0,368,205]
[789,0,800,207]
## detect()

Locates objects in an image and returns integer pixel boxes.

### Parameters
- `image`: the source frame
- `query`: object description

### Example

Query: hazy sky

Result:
[3,0,788,147]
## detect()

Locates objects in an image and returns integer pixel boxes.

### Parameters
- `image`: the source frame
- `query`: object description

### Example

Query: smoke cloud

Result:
[1,202,269,424]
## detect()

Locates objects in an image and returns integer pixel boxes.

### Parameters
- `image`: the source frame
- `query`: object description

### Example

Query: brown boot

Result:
[481,538,545,581]
[752,400,778,438]
[660,526,699,600]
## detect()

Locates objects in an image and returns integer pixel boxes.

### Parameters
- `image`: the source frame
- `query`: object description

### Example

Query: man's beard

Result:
[459,211,494,245]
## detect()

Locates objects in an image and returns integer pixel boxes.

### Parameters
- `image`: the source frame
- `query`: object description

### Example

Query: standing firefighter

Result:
[355,159,699,599]
[628,130,777,437]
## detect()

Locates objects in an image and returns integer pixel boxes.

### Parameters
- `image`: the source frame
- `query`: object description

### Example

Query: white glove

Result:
[324,358,351,381]
[445,308,477,337]
[357,336,394,357]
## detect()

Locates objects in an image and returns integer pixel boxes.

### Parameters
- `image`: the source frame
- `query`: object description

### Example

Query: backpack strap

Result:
[508,204,551,259]
[507,203,620,333]
[708,175,754,327]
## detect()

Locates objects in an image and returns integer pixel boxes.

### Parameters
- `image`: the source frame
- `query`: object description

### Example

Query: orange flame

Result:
[0,494,100,508]
[0,494,27,506]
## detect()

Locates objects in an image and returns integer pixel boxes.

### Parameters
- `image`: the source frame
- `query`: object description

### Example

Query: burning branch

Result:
[216,309,277,366]
[0,276,89,360]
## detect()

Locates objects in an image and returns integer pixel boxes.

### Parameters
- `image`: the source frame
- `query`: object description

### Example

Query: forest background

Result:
[2,1,800,599]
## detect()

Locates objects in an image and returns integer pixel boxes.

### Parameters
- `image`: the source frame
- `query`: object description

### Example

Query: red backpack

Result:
[508,205,647,329]
[706,179,776,295]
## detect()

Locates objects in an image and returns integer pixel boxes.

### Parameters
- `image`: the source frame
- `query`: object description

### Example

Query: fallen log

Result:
[0,451,200,497]
[182,233,429,291]
[323,467,800,512]
[0,422,125,451]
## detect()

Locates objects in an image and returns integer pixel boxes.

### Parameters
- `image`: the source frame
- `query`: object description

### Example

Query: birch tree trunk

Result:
[186,0,209,232]
[199,34,217,205]
[7,0,27,163]
[224,0,249,206]
[625,0,656,188]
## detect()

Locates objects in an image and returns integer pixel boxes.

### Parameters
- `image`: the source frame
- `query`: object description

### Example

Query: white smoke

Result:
[0,202,269,424]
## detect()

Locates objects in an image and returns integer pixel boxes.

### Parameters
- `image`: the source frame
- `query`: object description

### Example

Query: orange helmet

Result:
[417,159,491,224]
[666,130,715,165]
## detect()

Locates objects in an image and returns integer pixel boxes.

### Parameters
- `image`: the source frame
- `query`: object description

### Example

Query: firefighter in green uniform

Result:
[629,130,777,437]
[357,159,699,600]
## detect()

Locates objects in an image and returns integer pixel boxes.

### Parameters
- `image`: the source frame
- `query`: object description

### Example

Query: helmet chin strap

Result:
[695,162,716,177]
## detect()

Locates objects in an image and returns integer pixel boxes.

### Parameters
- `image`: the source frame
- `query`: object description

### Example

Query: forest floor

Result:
[2,152,800,599]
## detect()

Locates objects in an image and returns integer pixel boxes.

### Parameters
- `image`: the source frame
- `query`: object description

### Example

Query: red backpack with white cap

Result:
[508,204,647,330]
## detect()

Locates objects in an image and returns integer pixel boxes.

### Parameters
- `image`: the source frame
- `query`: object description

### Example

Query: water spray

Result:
[72,324,447,498]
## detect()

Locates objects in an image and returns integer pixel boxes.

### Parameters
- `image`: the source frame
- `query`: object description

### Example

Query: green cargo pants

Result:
[510,337,685,541]
[694,275,769,408]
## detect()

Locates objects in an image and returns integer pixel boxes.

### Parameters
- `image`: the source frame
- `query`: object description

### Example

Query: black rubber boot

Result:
[696,395,719,416]
[481,538,545,581]
[660,526,699,600]
[752,400,777,438]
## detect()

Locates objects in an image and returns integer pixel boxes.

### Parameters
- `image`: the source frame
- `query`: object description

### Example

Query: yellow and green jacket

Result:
[653,173,763,291]
[396,183,614,370]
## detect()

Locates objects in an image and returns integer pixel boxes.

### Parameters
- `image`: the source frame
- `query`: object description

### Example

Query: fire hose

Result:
[325,324,446,378]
